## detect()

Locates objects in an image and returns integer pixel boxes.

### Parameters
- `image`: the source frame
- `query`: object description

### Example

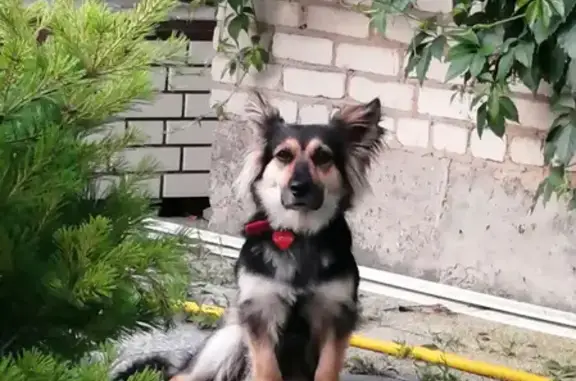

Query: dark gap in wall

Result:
[146,19,216,41]
[157,197,211,219]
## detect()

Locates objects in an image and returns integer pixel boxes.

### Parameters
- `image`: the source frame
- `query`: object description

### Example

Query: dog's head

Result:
[236,92,384,234]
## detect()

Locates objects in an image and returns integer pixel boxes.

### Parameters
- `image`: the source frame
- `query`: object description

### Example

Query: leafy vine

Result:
[360,0,576,210]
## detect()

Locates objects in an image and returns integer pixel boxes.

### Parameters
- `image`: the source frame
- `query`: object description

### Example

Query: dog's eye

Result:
[312,150,333,166]
[275,149,294,164]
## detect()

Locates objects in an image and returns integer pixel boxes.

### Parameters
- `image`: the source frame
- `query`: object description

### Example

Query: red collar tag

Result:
[272,231,295,250]
[244,220,295,251]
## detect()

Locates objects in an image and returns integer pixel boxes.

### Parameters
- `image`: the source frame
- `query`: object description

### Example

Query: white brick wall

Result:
[307,6,369,38]
[335,44,399,76]
[106,23,217,199]
[283,68,346,98]
[207,0,552,194]
[272,33,333,65]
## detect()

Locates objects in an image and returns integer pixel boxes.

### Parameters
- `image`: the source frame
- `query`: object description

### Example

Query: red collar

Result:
[244,220,295,251]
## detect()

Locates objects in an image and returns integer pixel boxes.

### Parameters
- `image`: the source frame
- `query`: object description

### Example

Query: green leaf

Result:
[540,0,554,28]
[547,0,565,17]
[557,18,576,58]
[226,0,245,12]
[470,93,487,110]
[517,0,534,8]
[487,92,500,123]
[446,43,476,60]
[499,96,520,123]
[445,54,474,82]
[469,54,486,77]
[478,26,505,56]
[525,0,541,26]
[566,59,576,89]
[452,29,480,46]
[548,45,568,83]
[404,53,419,78]
[553,121,576,164]
[370,12,387,35]
[227,14,250,44]
[514,41,535,67]
[259,47,270,64]
[242,6,255,15]
[476,103,488,137]
[429,35,447,59]
[416,46,433,84]
[496,50,515,81]
[519,64,542,93]
[526,0,554,41]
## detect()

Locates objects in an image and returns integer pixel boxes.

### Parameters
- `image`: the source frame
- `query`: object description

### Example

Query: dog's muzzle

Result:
[281,162,324,211]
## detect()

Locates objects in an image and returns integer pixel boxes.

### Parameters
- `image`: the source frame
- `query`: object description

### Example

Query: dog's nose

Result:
[289,180,310,198]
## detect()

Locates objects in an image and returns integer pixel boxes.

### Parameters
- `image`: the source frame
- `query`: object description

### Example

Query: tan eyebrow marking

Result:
[305,138,333,156]
[273,138,301,156]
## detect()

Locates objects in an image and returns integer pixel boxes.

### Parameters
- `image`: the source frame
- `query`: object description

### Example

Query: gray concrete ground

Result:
[180,242,576,381]
[146,217,576,380]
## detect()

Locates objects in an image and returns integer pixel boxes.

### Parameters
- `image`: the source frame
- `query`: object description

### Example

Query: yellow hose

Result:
[182,302,550,381]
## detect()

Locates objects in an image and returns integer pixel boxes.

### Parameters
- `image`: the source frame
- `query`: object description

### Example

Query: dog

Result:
[112,92,384,381]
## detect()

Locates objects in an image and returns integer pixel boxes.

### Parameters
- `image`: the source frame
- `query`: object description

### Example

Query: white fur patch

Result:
[186,324,246,381]
[254,161,340,234]
[237,270,296,342]
[234,149,262,201]
[313,277,355,305]
[307,277,357,328]
[262,245,297,282]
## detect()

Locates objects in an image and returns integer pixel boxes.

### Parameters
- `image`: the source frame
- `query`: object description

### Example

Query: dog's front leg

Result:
[245,329,283,381]
[314,330,349,381]
[311,277,359,381]
[237,271,292,381]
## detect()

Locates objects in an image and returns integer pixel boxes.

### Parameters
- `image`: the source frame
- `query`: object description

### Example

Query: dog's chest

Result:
[264,241,333,286]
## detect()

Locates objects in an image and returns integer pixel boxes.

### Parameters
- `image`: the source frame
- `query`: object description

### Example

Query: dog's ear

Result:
[234,91,283,201]
[244,90,284,139]
[330,98,385,194]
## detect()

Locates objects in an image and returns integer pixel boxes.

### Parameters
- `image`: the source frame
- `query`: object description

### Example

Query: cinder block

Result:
[163,173,211,197]
[469,129,506,162]
[120,147,181,171]
[283,68,346,98]
[307,5,369,38]
[336,43,399,76]
[272,33,333,65]
[299,104,329,124]
[418,87,473,120]
[121,94,182,118]
[509,136,544,166]
[166,120,217,145]
[396,118,430,148]
[185,93,215,117]
[432,122,469,155]
[349,76,414,111]
[127,121,164,144]
[512,97,552,131]
[182,146,213,171]
[169,66,213,91]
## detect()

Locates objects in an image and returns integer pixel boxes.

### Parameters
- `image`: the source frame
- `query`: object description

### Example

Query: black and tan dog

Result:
[113,92,385,381]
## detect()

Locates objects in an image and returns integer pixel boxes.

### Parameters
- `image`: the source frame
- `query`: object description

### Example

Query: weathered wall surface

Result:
[205,0,576,311]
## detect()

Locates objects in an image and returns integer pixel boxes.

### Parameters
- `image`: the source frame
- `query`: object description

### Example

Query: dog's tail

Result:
[112,354,189,381]
[182,323,249,381]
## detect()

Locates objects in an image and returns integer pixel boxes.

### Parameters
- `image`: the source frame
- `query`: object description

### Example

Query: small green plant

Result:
[545,359,576,380]
[0,0,190,377]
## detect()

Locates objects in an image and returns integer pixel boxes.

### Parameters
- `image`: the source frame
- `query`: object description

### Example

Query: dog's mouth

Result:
[280,187,324,212]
